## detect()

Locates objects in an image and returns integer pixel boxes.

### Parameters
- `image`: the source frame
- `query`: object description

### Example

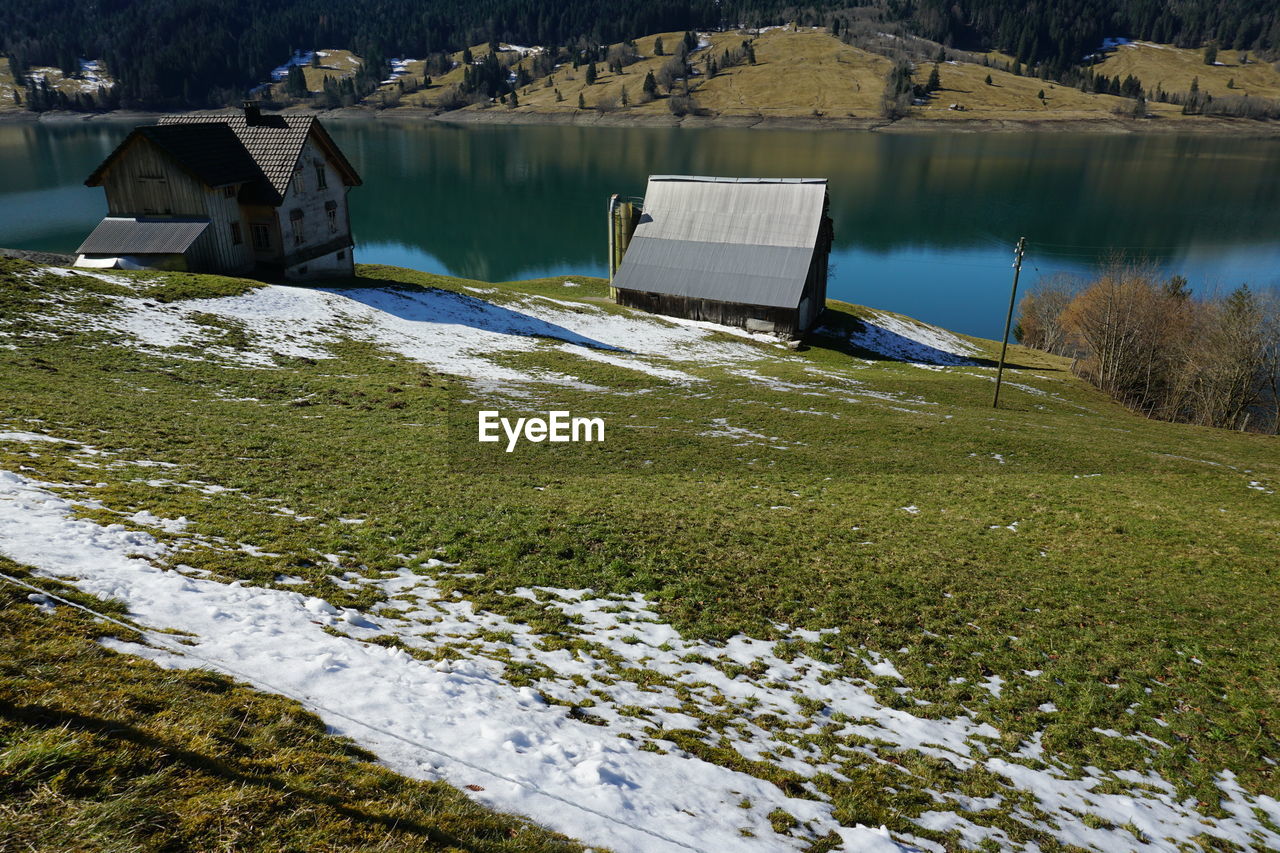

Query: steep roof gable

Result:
[85,123,262,189]
[158,113,361,202]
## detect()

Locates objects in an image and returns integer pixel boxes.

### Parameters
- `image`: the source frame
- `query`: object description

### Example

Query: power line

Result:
[1027,240,1216,251]
[0,570,709,853]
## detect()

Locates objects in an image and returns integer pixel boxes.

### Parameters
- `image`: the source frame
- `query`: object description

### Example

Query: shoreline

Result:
[5,105,1280,135]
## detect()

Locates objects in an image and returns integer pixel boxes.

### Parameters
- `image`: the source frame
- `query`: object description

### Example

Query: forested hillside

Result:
[1,0,1278,110]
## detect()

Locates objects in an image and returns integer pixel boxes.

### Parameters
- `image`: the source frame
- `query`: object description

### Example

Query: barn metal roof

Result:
[76,217,210,255]
[611,175,828,308]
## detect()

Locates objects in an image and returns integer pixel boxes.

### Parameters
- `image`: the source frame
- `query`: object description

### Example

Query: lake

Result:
[3,118,1279,339]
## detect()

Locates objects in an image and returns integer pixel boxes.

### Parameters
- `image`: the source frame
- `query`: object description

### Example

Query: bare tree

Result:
[1017,273,1081,356]
[1026,263,1275,432]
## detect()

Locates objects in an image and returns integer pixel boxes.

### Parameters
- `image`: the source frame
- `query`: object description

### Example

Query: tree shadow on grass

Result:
[807,306,1041,370]
[310,277,631,354]
[0,696,544,852]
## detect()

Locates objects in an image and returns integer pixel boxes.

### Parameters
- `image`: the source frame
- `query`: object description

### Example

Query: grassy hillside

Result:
[1,259,1277,850]
[0,57,20,111]
[0,563,583,852]
[1094,40,1280,100]
[369,29,1280,125]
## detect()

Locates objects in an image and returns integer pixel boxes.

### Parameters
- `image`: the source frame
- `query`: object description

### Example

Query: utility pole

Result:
[993,236,1026,408]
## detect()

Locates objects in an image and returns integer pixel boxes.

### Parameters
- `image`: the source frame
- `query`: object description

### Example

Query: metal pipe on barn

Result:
[607,194,618,285]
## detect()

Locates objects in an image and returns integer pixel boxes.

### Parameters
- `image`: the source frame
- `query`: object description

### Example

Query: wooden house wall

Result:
[797,213,833,331]
[242,203,284,270]
[100,138,253,274]
[102,140,207,218]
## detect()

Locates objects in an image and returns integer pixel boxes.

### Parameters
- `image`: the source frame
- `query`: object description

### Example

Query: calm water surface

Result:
[3,119,1279,339]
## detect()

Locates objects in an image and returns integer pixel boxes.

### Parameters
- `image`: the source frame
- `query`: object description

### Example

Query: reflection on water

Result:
[3,119,1278,338]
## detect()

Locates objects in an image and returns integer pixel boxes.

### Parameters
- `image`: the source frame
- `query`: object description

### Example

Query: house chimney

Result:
[242,101,262,126]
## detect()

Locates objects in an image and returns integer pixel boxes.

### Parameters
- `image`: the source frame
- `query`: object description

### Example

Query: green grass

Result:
[0,560,584,852]
[1,258,1277,849]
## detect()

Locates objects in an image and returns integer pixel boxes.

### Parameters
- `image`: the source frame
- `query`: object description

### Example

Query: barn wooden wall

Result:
[615,290,801,337]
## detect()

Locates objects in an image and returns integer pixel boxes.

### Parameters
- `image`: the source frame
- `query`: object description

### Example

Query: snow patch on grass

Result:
[7,458,1280,852]
[830,311,980,366]
[74,282,769,392]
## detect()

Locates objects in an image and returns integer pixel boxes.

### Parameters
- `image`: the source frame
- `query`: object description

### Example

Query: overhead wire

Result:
[0,569,710,853]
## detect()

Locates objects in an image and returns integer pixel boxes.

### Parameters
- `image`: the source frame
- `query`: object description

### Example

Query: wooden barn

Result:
[78,104,361,280]
[609,176,833,338]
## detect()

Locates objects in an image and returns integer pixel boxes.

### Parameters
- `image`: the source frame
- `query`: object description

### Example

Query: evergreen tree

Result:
[642,70,657,99]
[286,64,308,97]
[555,88,563,101]
[1204,44,1218,65]
[620,86,628,106]
[509,89,517,106]
[1037,88,1045,99]
[462,47,473,66]
[585,62,597,84]
[653,36,664,56]
[925,64,941,92]
[985,74,993,85]
[577,92,585,108]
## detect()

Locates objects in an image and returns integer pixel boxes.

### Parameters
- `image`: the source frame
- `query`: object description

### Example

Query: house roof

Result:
[611,176,829,309]
[158,113,362,201]
[76,217,210,255]
[85,124,262,189]
[84,110,361,205]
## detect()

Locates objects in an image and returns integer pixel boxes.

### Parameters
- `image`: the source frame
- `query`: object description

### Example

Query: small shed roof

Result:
[76,217,210,255]
[612,176,828,309]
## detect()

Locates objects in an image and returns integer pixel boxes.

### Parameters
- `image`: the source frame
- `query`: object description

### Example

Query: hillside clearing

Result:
[1,260,1278,851]
[369,30,1280,127]
[0,57,20,111]
[1095,41,1280,101]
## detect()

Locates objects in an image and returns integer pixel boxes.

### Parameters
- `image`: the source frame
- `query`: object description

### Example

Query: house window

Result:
[315,164,328,189]
[325,200,338,234]
[230,222,243,245]
[251,223,271,250]
[223,186,236,198]
[292,168,305,194]
[290,209,305,246]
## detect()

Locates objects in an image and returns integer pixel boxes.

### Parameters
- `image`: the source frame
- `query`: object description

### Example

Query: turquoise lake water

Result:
[3,119,1278,339]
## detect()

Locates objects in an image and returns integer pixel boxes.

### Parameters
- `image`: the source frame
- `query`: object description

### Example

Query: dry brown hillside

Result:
[357,30,1280,127]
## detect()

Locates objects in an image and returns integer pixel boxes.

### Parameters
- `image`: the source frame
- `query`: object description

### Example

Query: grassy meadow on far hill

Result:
[0,259,1277,851]
[371,29,1280,127]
